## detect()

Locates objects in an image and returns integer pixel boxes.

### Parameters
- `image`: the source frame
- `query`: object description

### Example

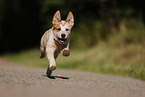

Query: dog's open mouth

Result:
[58,38,67,43]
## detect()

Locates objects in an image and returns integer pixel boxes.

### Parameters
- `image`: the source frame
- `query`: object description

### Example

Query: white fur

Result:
[40,11,74,71]
[46,29,57,67]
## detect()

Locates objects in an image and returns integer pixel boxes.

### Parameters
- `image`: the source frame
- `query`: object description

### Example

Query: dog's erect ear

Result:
[66,11,74,26]
[52,10,61,25]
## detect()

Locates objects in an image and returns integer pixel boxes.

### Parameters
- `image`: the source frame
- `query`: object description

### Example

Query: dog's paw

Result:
[49,65,56,71]
[46,68,52,77]
[40,52,45,58]
[63,50,70,57]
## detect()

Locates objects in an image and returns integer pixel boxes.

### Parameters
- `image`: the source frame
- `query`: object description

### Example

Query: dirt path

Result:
[0,58,145,97]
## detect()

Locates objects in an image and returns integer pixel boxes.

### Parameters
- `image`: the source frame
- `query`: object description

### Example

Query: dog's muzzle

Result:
[58,38,67,44]
[53,32,70,44]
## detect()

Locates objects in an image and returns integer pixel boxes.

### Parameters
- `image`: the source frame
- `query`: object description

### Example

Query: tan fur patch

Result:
[53,22,61,32]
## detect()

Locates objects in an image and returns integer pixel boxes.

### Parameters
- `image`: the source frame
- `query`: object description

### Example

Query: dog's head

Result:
[52,10,74,44]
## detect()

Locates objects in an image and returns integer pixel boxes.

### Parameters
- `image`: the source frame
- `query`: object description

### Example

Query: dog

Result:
[40,10,74,76]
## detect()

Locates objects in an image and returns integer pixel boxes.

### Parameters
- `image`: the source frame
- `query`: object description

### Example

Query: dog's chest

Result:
[55,40,66,53]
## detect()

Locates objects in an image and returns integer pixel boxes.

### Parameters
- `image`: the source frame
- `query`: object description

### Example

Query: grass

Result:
[3,19,145,80]
[3,42,145,80]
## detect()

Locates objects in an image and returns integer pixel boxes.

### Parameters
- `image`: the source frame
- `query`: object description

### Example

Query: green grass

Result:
[3,42,145,80]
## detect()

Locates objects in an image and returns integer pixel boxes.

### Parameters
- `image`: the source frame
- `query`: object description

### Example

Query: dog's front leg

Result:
[46,46,56,71]
[61,43,70,57]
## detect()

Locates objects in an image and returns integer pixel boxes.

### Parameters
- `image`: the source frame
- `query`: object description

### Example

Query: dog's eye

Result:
[57,28,61,31]
[66,28,69,31]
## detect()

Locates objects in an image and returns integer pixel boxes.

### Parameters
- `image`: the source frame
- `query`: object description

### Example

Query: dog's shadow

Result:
[43,75,70,79]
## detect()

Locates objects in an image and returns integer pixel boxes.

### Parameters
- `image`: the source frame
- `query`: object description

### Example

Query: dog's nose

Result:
[61,34,66,38]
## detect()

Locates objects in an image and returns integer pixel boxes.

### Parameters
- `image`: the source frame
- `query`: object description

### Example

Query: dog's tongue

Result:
[60,40,64,43]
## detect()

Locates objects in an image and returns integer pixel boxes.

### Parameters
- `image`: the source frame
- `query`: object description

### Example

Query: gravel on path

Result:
[0,58,145,97]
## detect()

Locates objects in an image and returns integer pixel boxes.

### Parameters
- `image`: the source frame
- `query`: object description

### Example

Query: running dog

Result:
[40,11,74,76]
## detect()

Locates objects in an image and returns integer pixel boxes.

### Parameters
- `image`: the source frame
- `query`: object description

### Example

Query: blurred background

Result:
[0,0,145,80]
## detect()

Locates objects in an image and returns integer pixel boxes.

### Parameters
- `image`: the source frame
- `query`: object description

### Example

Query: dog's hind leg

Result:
[40,46,45,58]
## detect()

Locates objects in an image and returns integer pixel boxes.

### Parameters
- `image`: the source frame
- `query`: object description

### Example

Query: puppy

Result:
[40,11,74,76]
